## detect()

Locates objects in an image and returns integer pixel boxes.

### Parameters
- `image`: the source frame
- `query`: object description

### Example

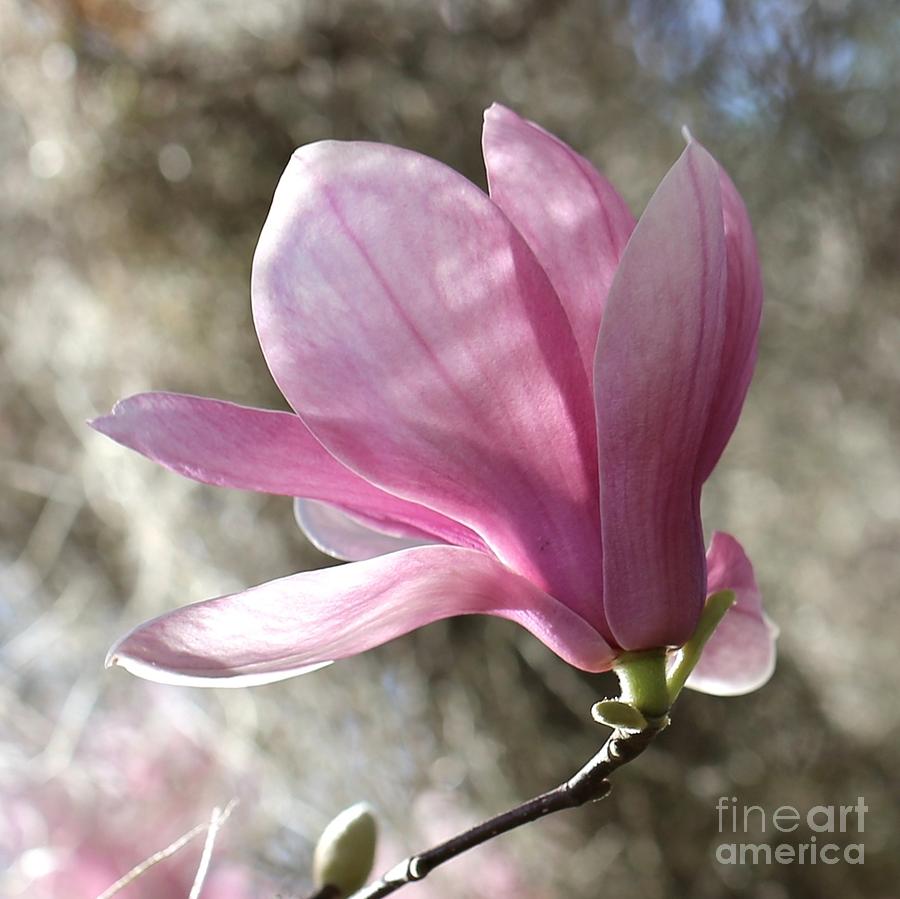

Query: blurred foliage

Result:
[1,1,899,897]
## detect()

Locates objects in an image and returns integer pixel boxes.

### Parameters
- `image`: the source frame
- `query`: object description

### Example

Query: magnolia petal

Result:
[483,103,635,372]
[91,393,484,551]
[696,161,764,481]
[107,654,334,689]
[686,532,777,696]
[252,140,606,630]
[106,546,617,686]
[595,142,727,650]
[294,497,436,561]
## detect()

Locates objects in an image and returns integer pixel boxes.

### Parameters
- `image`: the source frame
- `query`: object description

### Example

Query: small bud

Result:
[313,802,377,895]
[591,699,648,732]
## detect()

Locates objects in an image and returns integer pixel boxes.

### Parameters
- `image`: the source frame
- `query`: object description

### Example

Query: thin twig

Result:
[95,822,208,899]
[346,722,665,899]
[189,799,239,899]
[95,799,237,899]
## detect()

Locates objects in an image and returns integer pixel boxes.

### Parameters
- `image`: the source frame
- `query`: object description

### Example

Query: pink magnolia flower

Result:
[93,104,776,696]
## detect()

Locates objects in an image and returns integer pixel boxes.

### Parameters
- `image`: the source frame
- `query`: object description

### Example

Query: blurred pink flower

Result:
[1,689,270,899]
[93,104,775,695]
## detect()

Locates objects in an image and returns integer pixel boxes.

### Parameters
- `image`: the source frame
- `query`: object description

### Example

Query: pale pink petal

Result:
[696,161,764,481]
[90,392,485,551]
[252,141,606,631]
[294,497,436,561]
[106,547,616,686]
[482,103,635,372]
[687,532,777,696]
[594,142,727,650]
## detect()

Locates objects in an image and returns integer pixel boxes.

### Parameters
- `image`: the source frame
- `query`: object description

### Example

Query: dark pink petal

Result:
[90,392,484,551]
[687,532,777,695]
[293,498,436,561]
[595,142,727,650]
[106,546,617,686]
[252,141,606,631]
[482,103,636,372]
[696,162,764,481]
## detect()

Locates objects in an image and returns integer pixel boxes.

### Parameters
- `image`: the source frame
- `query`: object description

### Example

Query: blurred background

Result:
[1,0,898,897]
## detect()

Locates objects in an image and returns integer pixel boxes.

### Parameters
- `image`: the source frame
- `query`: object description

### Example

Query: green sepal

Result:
[666,589,736,701]
[591,699,649,732]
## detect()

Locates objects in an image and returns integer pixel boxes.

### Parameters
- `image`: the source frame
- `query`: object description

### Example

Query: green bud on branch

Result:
[313,802,378,897]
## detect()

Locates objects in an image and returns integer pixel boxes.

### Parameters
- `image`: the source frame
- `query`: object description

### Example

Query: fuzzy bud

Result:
[313,802,377,895]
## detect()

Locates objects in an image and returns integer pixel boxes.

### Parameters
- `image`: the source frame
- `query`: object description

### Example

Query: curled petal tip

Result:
[90,396,131,423]
[107,644,335,688]
[483,100,511,120]
[681,124,694,145]
[87,412,112,434]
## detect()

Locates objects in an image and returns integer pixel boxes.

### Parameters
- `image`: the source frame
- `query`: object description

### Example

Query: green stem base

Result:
[612,648,671,721]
